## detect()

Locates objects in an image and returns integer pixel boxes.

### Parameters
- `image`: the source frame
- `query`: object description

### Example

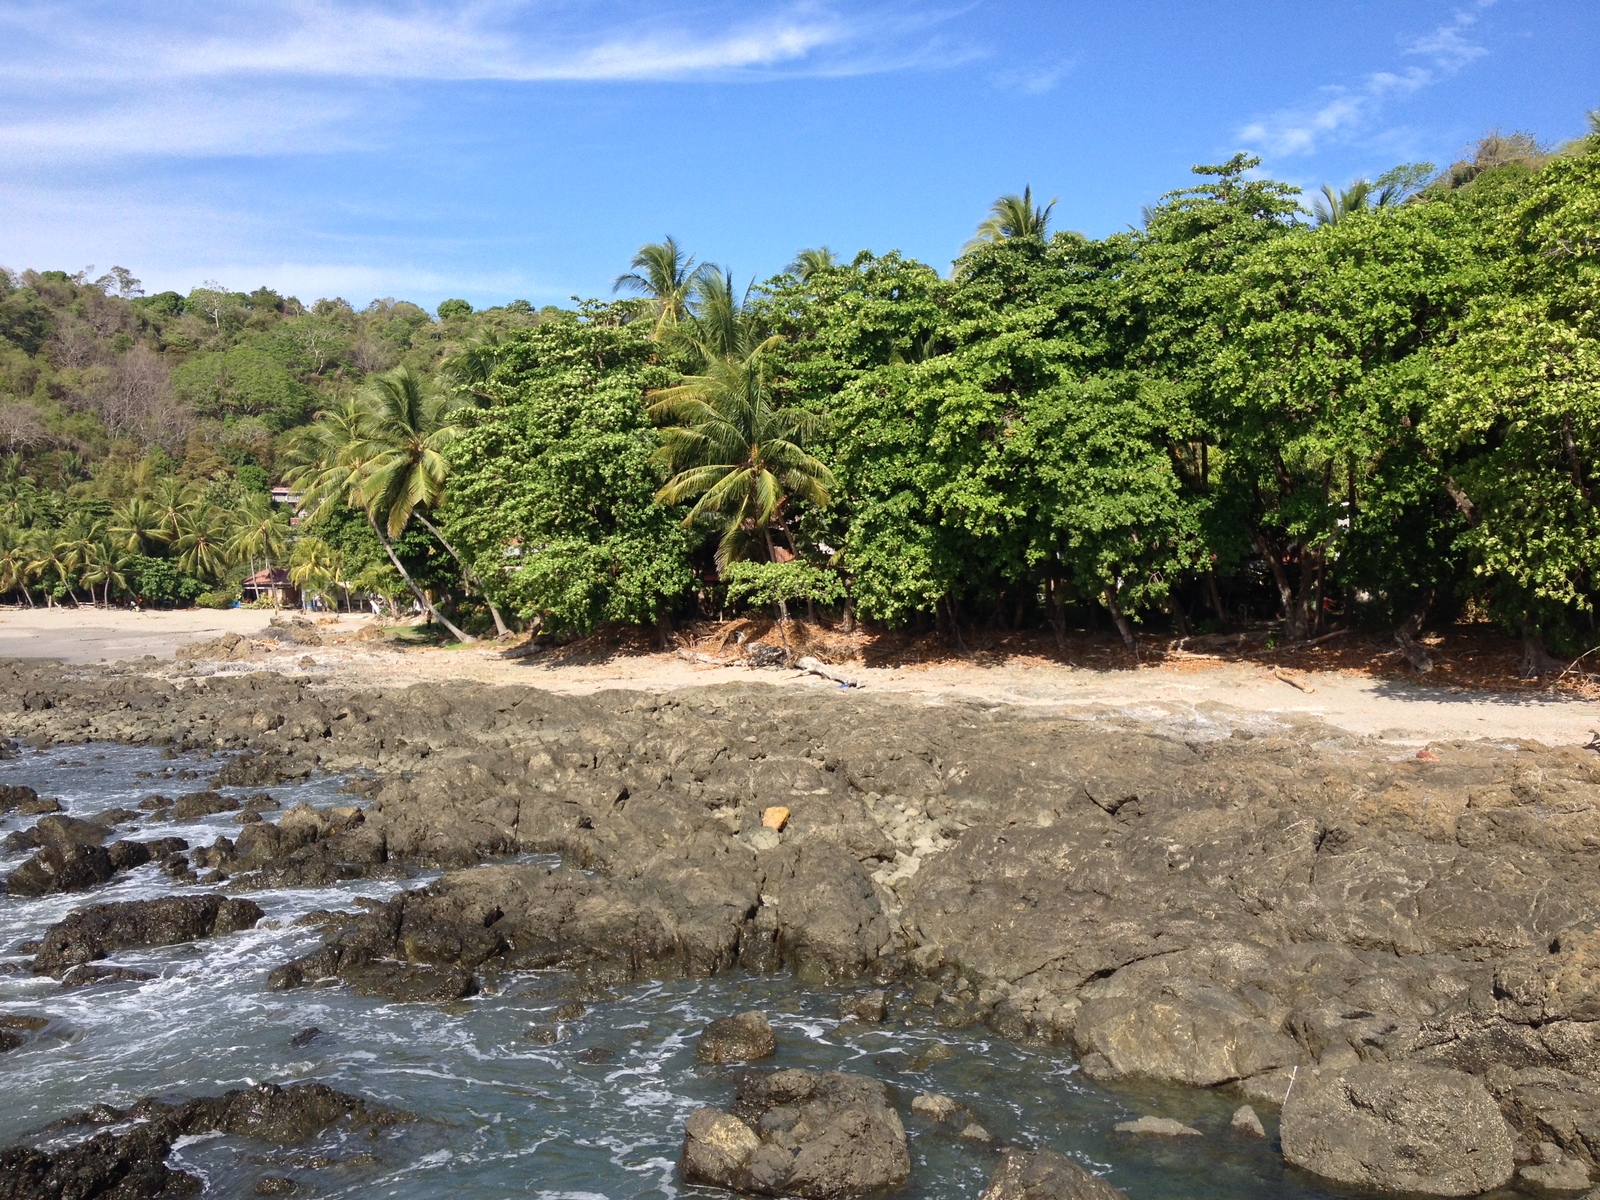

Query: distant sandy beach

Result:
[1,605,1592,749]
[0,606,363,664]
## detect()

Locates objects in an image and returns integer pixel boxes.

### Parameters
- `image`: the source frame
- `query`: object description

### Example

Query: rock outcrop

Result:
[32,894,264,978]
[679,1069,909,1198]
[0,1082,406,1200]
[1280,1063,1515,1196]
[979,1149,1128,1200]
[697,1011,776,1063]
[4,662,1600,1162]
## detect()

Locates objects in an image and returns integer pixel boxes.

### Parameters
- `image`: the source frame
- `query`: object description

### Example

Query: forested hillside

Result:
[2,115,1597,672]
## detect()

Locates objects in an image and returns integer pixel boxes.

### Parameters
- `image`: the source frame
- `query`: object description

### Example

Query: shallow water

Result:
[0,743,1354,1198]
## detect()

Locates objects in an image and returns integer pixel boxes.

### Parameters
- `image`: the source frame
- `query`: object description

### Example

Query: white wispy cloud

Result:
[0,2,901,86]
[993,57,1075,96]
[0,2,952,162]
[1238,2,1495,157]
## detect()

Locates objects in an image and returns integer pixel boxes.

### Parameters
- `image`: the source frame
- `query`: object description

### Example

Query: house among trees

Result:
[242,568,298,607]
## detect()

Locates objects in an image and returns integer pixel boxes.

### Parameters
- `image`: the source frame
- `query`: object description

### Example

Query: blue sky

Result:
[1,1,1595,311]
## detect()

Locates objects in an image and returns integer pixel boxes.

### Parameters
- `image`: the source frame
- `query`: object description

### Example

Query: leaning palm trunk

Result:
[414,512,509,637]
[365,512,474,643]
[762,528,791,623]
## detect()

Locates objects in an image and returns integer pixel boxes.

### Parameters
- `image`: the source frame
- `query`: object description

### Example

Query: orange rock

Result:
[762,806,790,831]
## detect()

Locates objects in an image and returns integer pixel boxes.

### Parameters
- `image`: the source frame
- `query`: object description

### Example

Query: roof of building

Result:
[243,568,292,586]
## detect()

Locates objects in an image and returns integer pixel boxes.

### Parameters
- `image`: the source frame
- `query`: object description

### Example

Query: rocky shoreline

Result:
[2,658,1599,1197]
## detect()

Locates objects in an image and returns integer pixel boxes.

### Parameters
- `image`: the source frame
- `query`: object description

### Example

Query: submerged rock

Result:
[836,990,888,1023]
[1112,1116,1200,1137]
[1280,1063,1515,1196]
[679,1068,909,1198]
[910,1093,960,1121]
[696,1011,776,1064]
[60,964,158,989]
[979,1149,1127,1200]
[33,894,264,978]
[0,1083,403,1200]
[0,1118,194,1199]
[1229,1104,1265,1137]
[1519,1154,1592,1192]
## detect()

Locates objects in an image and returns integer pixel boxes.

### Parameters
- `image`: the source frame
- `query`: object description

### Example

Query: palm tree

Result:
[0,525,36,606]
[352,367,491,640]
[648,336,835,579]
[613,237,698,336]
[287,372,490,641]
[356,367,460,541]
[172,505,230,582]
[110,497,164,554]
[284,397,372,525]
[966,185,1056,250]
[289,535,343,610]
[226,494,290,598]
[787,247,839,282]
[29,538,76,607]
[1311,179,1375,226]
[147,477,195,544]
[684,267,760,363]
[441,327,507,402]
[79,539,129,606]
[50,514,104,606]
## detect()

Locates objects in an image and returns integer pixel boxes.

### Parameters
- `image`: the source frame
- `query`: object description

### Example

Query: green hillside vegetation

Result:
[1,114,1597,674]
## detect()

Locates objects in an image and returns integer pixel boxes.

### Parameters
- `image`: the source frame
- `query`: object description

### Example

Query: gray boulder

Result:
[0,784,39,811]
[1281,1063,1514,1196]
[836,990,888,1023]
[979,1149,1127,1200]
[679,1068,908,1198]
[33,894,264,977]
[1113,1116,1199,1136]
[5,843,116,896]
[1230,1105,1265,1137]
[1520,1154,1592,1192]
[696,1011,776,1063]
[1072,977,1303,1086]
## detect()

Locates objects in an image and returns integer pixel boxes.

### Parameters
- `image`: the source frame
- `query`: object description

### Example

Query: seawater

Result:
[0,743,1348,1199]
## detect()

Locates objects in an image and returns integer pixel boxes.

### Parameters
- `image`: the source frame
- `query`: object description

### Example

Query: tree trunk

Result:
[762,528,790,623]
[1519,622,1566,680]
[1394,589,1435,674]
[415,512,510,637]
[1251,529,1306,641]
[1295,545,1320,641]
[1204,569,1227,629]
[841,596,855,634]
[1047,578,1066,652]
[366,511,474,642]
[1102,587,1137,656]
[1166,583,1191,638]
[945,596,966,653]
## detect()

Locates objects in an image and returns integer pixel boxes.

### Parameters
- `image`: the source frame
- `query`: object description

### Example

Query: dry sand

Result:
[3,606,1594,749]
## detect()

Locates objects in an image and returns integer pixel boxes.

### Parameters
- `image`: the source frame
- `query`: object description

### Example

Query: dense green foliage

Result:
[442,317,693,632]
[3,114,1598,665]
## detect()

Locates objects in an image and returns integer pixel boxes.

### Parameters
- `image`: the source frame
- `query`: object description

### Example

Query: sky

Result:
[1,1,1596,311]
